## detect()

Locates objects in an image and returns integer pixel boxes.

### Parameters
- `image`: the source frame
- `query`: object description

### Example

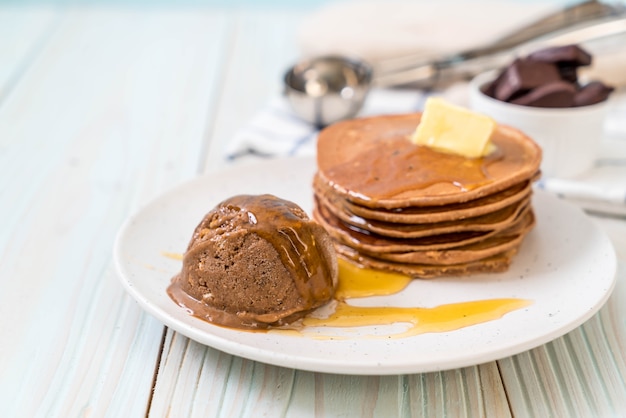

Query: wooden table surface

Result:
[1,5,625,417]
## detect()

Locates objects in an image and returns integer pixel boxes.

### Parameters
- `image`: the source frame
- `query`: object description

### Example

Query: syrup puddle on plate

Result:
[296,298,531,340]
[163,252,531,339]
[274,258,531,339]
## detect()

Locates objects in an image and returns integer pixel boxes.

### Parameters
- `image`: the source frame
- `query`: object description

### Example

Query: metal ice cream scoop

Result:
[284,0,626,127]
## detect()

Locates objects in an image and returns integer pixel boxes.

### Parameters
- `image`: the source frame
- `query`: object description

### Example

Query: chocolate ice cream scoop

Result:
[168,194,338,329]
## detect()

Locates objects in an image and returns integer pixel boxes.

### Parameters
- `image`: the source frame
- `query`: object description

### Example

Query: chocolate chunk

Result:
[557,65,579,83]
[528,45,592,84]
[574,81,615,106]
[527,44,592,67]
[494,58,562,102]
[484,44,614,108]
[510,81,576,108]
[482,69,506,98]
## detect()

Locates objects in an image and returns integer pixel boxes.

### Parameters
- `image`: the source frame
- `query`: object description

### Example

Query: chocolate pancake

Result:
[314,174,534,224]
[313,199,530,255]
[315,192,530,239]
[314,200,532,253]
[352,211,535,266]
[313,111,540,279]
[335,245,520,279]
[316,113,541,209]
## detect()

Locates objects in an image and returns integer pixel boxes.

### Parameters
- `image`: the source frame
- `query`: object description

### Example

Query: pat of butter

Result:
[410,97,496,158]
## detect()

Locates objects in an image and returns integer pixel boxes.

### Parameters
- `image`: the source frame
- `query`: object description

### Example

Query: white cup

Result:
[469,71,608,179]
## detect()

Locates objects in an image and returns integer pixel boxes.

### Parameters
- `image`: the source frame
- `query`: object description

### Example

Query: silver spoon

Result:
[284,0,625,127]
[283,55,373,128]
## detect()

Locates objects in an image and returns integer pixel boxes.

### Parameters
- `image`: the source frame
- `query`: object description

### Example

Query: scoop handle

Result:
[373,1,626,88]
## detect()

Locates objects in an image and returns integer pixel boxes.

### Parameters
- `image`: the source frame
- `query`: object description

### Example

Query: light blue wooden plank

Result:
[0,7,233,416]
[0,7,59,102]
[202,10,304,173]
[153,333,512,418]
[0,0,336,8]
[500,262,626,417]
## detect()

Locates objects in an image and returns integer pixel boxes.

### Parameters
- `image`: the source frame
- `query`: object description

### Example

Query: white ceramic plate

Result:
[114,157,617,375]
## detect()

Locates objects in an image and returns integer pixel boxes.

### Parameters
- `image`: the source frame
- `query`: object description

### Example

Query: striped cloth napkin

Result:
[226,86,626,216]
[225,88,437,160]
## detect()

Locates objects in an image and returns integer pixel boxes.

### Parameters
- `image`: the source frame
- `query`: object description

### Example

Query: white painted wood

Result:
[0,7,233,416]
[152,334,512,418]
[0,7,59,101]
[500,219,626,417]
[201,10,304,174]
[2,5,626,418]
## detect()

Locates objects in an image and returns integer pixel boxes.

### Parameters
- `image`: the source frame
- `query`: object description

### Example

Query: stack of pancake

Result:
[312,113,542,278]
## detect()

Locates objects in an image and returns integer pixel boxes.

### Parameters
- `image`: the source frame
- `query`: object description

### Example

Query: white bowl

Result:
[469,71,608,179]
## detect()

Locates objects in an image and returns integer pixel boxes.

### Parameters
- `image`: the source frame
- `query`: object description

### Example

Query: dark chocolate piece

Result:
[574,81,615,106]
[510,81,576,108]
[557,65,579,83]
[485,44,614,108]
[482,69,506,98]
[494,58,561,102]
[528,45,592,84]
[527,44,592,67]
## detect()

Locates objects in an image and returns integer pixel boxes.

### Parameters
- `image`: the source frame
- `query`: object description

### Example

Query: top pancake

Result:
[316,112,542,209]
